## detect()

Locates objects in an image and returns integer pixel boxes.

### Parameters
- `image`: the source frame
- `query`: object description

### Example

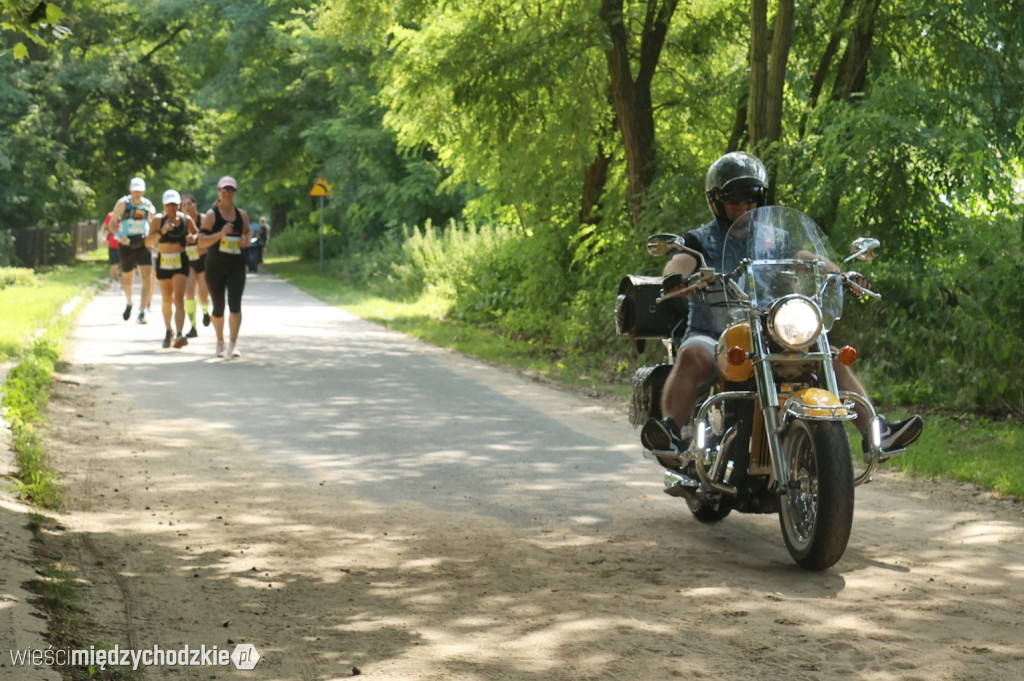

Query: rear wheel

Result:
[778,420,854,570]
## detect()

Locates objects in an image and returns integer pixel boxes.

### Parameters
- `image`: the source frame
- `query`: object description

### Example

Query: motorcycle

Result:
[616,206,905,570]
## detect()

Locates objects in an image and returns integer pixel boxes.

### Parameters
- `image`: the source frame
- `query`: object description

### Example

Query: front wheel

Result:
[778,420,854,570]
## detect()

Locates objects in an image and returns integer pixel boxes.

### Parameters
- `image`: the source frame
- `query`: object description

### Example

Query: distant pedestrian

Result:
[257,216,269,246]
[146,190,196,349]
[109,177,156,324]
[246,216,270,272]
[198,176,251,359]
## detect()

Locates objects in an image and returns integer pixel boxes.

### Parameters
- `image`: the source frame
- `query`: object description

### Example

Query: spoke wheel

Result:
[778,420,854,570]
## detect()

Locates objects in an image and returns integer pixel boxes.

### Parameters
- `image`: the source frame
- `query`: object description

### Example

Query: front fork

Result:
[690,325,884,496]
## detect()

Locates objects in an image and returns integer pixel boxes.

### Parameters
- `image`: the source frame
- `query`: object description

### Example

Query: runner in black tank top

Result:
[197,176,251,359]
[145,189,197,349]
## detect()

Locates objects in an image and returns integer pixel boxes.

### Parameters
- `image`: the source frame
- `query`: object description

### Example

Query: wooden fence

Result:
[5,221,99,268]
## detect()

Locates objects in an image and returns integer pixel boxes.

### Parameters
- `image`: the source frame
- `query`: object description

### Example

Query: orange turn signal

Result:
[727,345,748,366]
[837,345,858,366]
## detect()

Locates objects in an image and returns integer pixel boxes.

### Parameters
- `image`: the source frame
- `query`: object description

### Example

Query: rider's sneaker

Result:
[865,414,924,453]
[641,417,692,453]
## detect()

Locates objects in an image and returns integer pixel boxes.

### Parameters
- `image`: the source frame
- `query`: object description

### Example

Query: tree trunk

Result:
[748,0,769,151]
[806,0,854,112]
[765,0,794,146]
[271,203,288,236]
[832,0,881,101]
[600,0,679,229]
[727,92,748,152]
[580,144,612,225]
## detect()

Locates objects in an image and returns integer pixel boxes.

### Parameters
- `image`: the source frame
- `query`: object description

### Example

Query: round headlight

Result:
[768,295,822,350]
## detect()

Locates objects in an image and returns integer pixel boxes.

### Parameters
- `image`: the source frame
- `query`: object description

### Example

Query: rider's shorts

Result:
[679,333,717,360]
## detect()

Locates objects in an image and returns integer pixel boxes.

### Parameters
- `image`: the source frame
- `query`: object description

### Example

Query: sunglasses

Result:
[720,189,762,205]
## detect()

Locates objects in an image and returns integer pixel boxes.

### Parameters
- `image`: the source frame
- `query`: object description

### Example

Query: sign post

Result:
[309,177,333,272]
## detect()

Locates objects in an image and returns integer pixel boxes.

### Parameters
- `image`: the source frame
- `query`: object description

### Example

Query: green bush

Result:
[0,267,38,289]
[323,229,409,298]
[269,225,323,261]
[852,218,1024,416]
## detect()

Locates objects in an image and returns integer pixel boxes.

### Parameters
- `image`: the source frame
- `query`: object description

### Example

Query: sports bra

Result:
[158,213,189,246]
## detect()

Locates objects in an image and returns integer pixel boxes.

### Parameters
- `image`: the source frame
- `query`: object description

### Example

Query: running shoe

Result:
[122,304,132,321]
[202,312,211,327]
[137,310,147,324]
[227,342,241,358]
[162,330,172,348]
[216,340,225,357]
[186,326,198,339]
[172,334,188,349]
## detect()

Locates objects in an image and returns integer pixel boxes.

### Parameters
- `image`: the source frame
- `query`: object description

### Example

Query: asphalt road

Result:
[69,271,646,529]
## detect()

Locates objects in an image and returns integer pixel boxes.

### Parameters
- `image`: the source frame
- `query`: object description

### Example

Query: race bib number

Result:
[159,252,182,270]
[122,220,148,237]
[186,244,199,260]
[220,235,242,255]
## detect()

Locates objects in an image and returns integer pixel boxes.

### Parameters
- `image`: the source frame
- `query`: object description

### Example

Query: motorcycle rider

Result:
[641,151,923,457]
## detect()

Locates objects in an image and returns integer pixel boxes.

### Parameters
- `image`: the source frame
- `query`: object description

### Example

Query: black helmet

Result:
[705,151,769,222]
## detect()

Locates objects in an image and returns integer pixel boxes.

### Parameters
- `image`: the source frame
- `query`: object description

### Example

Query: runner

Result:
[109,177,156,324]
[145,190,196,349]
[198,176,252,359]
[182,194,210,338]
[101,211,120,284]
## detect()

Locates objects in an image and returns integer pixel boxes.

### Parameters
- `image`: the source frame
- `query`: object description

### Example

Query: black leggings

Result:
[205,255,246,316]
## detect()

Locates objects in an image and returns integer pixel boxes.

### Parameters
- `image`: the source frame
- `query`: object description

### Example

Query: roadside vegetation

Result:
[1,261,105,507]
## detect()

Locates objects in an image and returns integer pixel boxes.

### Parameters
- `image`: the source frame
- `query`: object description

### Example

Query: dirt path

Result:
[32,281,1024,681]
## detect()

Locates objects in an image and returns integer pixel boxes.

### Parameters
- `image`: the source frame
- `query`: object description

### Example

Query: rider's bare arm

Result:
[664,252,699,278]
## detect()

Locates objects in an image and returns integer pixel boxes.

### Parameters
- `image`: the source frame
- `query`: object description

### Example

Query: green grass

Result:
[887,414,1024,498]
[0,260,107,361]
[269,257,1024,501]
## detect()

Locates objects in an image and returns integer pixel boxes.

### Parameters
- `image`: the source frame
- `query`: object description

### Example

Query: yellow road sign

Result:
[309,177,332,197]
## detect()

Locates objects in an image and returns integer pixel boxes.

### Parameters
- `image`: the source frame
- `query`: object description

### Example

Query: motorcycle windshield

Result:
[723,206,844,329]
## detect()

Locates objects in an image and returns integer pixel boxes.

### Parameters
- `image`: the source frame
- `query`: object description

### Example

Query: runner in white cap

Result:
[109,177,156,324]
[145,190,197,348]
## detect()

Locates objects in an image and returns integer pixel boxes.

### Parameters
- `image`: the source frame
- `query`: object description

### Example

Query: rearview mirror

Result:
[646,234,683,257]
[646,234,708,268]
[846,237,880,263]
